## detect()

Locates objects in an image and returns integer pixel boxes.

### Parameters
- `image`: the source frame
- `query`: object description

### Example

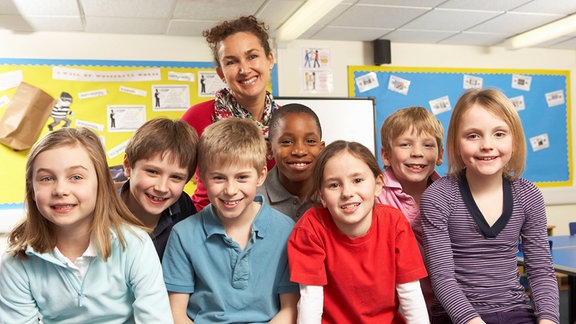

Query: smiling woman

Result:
[181,15,277,212]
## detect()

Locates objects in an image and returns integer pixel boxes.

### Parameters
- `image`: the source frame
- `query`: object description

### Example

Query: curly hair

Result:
[203,15,272,68]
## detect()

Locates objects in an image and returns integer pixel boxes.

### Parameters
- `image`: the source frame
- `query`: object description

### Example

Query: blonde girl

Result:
[0,127,172,323]
[420,89,559,324]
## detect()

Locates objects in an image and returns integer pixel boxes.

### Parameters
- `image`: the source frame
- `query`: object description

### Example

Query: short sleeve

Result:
[162,225,196,293]
[287,215,327,286]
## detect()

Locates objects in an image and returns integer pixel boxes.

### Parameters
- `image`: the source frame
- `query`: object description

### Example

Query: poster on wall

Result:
[0,58,279,208]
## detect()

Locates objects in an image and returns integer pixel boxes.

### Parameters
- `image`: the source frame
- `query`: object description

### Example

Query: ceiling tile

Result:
[357,0,444,7]
[438,0,531,11]
[329,5,429,28]
[0,0,79,16]
[383,29,457,43]
[312,26,394,41]
[85,17,168,34]
[172,0,265,20]
[81,0,175,19]
[258,0,304,30]
[402,8,500,31]
[469,12,563,34]
[440,31,508,46]
[512,0,576,14]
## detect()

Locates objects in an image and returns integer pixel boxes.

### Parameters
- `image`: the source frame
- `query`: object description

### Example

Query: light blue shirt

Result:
[0,226,172,324]
[163,196,298,323]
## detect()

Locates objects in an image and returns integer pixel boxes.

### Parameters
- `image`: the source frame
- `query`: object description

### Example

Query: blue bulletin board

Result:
[348,66,572,187]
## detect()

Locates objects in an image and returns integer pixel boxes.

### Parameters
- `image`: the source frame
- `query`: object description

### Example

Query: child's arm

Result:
[0,255,40,323]
[269,292,299,324]
[296,284,323,324]
[520,180,560,323]
[169,292,193,324]
[396,280,428,323]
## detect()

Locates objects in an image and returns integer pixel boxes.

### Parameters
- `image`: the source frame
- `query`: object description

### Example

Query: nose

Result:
[238,59,248,74]
[291,140,307,157]
[480,137,493,150]
[52,181,70,197]
[410,144,424,157]
[224,180,238,195]
[341,183,353,198]
[153,177,169,193]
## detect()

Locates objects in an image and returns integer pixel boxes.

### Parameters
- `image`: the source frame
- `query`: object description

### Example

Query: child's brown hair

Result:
[124,118,198,182]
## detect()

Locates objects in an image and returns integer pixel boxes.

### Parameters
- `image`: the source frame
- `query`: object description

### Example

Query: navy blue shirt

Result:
[120,180,197,261]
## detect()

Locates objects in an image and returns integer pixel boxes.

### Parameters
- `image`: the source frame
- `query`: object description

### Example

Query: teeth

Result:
[291,162,309,167]
[53,205,74,210]
[342,203,360,210]
[240,77,257,84]
[147,194,167,202]
[407,164,425,169]
[224,199,241,205]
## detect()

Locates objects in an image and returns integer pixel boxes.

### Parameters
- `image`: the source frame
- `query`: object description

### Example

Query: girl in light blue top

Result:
[0,127,172,324]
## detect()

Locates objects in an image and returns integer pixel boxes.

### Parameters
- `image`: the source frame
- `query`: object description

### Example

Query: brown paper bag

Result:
[0,82,56,151]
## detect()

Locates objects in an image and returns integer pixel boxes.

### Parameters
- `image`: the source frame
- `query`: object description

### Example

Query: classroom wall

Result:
[1,30,576,235]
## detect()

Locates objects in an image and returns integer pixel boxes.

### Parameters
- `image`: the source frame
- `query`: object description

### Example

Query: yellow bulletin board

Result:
[348,66,572,188]
[0,58,278,208]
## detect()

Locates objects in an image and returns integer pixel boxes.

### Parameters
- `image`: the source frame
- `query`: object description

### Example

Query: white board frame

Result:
[275,97,377,155]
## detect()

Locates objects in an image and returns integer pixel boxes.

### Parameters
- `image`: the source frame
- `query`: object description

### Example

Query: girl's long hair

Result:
[8,128,145,260]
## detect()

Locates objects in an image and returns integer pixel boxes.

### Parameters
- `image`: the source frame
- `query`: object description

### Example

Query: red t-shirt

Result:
[288,204,427,323]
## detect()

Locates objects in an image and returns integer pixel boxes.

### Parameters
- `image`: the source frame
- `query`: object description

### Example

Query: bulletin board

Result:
[348,66,572,187]
[0,58,278,208]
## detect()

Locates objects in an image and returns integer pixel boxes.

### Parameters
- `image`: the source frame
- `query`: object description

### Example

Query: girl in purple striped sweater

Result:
[421,89,559,324]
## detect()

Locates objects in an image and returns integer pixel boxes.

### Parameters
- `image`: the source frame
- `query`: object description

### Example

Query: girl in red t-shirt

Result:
[288,140,429,323]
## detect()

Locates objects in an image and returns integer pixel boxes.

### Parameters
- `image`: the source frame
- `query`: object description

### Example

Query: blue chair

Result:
[570,222,576,235]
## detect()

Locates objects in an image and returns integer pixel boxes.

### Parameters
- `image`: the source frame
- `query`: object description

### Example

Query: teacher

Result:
[181,15,277,211]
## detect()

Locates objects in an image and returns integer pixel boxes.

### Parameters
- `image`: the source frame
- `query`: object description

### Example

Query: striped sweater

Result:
[420,175,559,324]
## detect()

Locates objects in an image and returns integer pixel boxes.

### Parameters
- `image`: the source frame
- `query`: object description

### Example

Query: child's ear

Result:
[265,139,274,160]
[436,147,445,166]
[122,154,132,178]
[256,166,267,187]
[374,174,384,197]
[380,147,391,167]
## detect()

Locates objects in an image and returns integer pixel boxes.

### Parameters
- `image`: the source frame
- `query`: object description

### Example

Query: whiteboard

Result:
[274,97,376,154]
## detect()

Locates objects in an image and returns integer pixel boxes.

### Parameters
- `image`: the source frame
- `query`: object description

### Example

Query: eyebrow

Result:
[36,165,89,173]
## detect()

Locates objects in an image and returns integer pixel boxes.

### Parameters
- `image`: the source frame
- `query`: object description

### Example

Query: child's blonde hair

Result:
[309,140,381,205]
[8,128,144,260]
[198,117,266,179]
[380,106,444,166]
[125,118,198,181]
[446,88,526,179]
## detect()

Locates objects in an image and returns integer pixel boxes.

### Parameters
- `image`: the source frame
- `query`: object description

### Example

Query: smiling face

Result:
[381,127,443,188]
[204,161,267,225]
[215,31,274,111]
[319,151,383,238]
[458,103,513,182]
[32,145,97,236]
[123,152,188,222]
[270,112,324,189]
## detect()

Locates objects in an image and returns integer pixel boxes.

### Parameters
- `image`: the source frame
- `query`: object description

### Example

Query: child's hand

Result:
[466,317,486,324]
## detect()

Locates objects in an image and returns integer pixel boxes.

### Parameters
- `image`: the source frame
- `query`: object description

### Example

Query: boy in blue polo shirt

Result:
[162,117,299,323]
